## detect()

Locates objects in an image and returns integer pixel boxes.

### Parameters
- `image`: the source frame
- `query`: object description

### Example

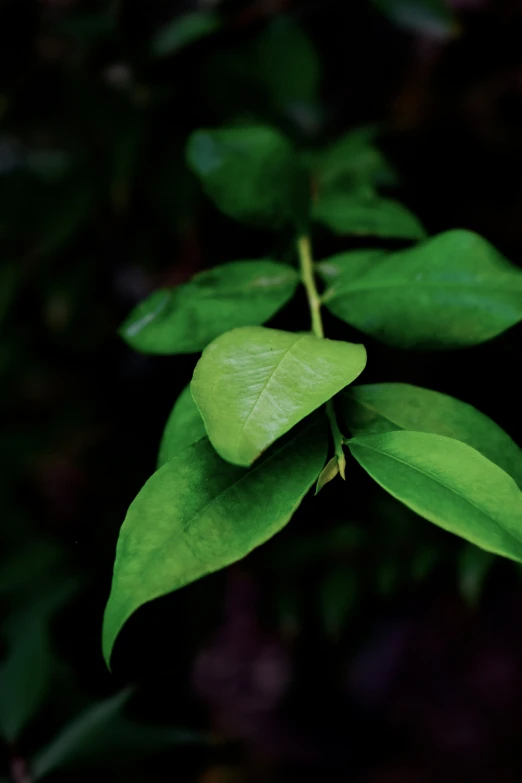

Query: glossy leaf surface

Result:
[342,383,522,487]
[191,326,367,466]
[322,230,522,348]
[120,260,299,354]
[349,431,522,562]
[103,420,327,666]
[157,385,206,468]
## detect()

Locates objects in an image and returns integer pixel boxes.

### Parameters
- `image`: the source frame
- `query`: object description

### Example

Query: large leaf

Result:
[313,193,425,239]
[186,126,309,230]
[120,260,299,354]
[103,420,327,666]
[191,326,367,466]
[348,431,522,562]
[341,383,522,488]
[157,385,206,468]
[322,229,522,349]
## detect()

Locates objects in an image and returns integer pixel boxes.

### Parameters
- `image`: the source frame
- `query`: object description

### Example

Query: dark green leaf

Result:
[103,420,327,666]
[313,193,425,239]
[316,249,389,284]
[371,0,457,40]
[186,126,309,230]
[312,126,398,195]
[151,11,221,58]
[191,326,366,466]
[255,16,320,118]
[157,385,206,468]
[458,543,495,607]
[120,260,299,354]
[341,383,522,488]
[31,690,208,780]
[349,431,522,562]
[322,229,522,348]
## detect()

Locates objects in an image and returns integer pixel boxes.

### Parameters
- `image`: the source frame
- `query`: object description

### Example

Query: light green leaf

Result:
[256,16,320,116]
[312,126,398,195]
[186,126,309,230]
[157,385,206,468]
[191,326,367,467]
[103,420,327,666]
[341,383,522,488]
[371,0,457,40]
[315,456,340,494]
[120,260,299,354]
[348,431,522,562]
[313,193,425,239]
[151,11,221,58]
[322,229,522,348]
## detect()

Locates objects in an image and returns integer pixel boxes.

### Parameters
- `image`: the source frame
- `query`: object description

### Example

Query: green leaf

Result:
[322,229,522,349]
[157,385,206,468]
[102,420,327,667]
[186,126,309,230]
[458,543,494,608]
[316,249,389,284]
[31,689,208,780]
[371,0,458,40]
[312,126,398,195]
[313,193,425,239]
[255,16,320,116]
[348,431,522,562]
[341,383,522,488]
[120,260,299,355]
[0,578,79,742]
[191,326,367,467]
[0,613,52,742]
[151,11,221,58]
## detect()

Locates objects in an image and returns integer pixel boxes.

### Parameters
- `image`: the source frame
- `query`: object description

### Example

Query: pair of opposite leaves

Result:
[121,230,522,354]
[103,336,522,667]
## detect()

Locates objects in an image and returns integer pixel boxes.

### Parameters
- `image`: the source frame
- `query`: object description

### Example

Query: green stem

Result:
[297,235,346,480]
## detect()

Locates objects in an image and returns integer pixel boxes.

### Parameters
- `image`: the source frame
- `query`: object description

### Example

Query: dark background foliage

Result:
[2,0,522,780]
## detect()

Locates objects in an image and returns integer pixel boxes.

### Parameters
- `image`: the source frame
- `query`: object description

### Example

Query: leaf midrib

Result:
[351,438,522,550]
[325,277,522,302]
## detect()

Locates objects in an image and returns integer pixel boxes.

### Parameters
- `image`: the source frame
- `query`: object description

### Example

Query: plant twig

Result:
[297,235,346,480]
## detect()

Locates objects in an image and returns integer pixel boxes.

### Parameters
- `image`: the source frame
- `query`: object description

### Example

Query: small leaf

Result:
[313,193,425,239]
[371,0,458,40]
[157,385,206,468]
[151,11,220,57]
[186,126,309,230]
[120,260,299,354]
[313,126,398,195]
[458,543,495,608]
[341,383,522,488]
[322,229,522,349]
[103,420,327,667]
[315,456,340,494]
[348,431,522,562]
[191,326,367,467]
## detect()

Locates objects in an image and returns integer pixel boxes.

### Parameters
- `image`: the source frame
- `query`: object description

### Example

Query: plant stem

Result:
[297,235,346,480]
